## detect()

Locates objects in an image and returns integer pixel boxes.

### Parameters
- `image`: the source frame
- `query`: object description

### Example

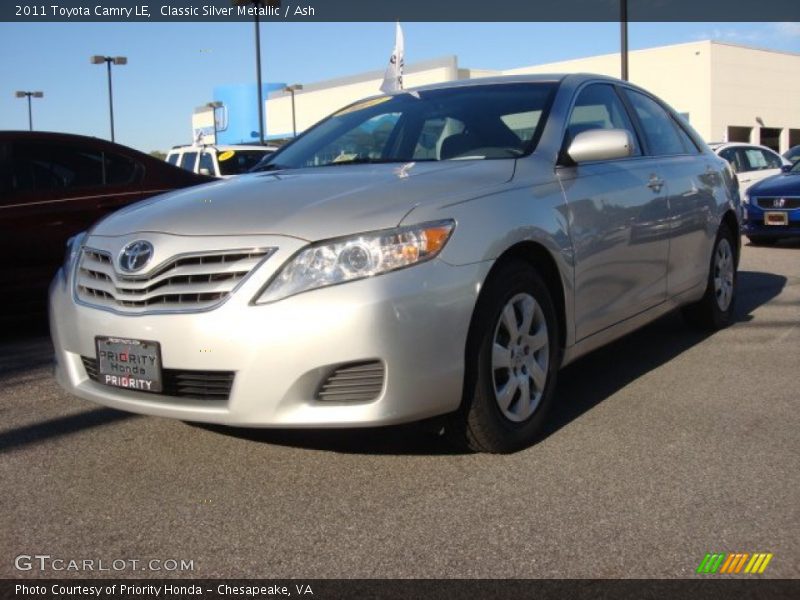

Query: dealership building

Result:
[197,40,800,153]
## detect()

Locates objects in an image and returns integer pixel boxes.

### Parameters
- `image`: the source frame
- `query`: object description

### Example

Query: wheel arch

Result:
[467,242,568,360]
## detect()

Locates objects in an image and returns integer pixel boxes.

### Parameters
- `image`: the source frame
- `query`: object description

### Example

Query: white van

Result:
[166,144,277,178]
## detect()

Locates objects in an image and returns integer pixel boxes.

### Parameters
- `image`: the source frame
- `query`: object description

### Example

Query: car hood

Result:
[90,160,515,241]
[749,172,800,196]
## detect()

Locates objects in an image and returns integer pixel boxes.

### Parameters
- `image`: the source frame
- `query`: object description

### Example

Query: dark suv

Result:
[0,131,213,316]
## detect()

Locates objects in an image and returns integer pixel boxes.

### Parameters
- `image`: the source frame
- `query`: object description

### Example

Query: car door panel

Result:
[560,157,670,340]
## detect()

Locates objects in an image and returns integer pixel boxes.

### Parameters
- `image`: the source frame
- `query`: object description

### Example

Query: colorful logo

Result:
[697,552,773,574]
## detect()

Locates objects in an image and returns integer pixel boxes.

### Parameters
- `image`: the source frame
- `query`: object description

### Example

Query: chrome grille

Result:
[75,247,273,313]
[756,197,800,209]
[316,361,385,402]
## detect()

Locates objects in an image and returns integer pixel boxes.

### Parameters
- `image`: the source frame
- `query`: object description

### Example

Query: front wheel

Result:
[449,260,561,453]
[682,224,737,331]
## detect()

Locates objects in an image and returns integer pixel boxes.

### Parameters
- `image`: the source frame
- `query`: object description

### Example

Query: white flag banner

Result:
[380,22,405,94]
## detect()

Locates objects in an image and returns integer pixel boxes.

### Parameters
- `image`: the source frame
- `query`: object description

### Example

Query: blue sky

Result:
[1,21,798,153]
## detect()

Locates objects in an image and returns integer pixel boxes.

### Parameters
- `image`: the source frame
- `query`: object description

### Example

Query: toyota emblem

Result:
[119,240,154,272]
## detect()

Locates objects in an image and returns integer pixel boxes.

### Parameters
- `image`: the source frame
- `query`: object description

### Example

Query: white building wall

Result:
[502,41,714,141]
[262,42,800,150]
[709,43,800,151]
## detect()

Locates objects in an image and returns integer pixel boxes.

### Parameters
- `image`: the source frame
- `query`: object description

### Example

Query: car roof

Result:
[0,130,160,160]
[393,72,634,95]
[709,142,776,151]
[169,144,276,152]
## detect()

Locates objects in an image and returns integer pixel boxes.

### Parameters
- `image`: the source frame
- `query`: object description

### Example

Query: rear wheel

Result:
[683,224,737,331]
[747,235,777,247]
[450,260,560,453]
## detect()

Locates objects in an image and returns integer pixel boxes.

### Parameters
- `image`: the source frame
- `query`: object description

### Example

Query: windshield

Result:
[254,82,557,171]
[790,160,800,173]
[218,149,273,175]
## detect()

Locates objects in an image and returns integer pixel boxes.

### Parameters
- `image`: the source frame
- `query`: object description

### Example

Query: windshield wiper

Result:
[251,163,288,172]
[323,157,408,167]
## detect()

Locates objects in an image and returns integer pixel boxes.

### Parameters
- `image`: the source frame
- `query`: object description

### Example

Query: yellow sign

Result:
[218,150,235,161]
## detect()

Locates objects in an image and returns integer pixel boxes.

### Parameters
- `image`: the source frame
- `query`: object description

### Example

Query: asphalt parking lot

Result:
[2,240,798,579]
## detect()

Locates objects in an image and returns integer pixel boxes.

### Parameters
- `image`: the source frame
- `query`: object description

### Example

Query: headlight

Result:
[742,192,751,205]
[255,220,455,303]
[63,231,87,273]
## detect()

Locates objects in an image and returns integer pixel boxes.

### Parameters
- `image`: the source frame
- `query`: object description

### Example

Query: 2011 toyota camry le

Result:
[49,74,741,453]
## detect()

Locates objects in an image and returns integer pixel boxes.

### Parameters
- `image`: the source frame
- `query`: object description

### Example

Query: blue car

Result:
[744,161,800,245]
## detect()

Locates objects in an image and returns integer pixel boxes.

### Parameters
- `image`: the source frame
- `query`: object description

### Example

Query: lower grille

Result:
[81,357,234,401]
[316,361,385,402]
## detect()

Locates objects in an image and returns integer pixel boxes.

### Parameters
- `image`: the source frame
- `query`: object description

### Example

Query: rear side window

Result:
[166,153,179,166]
[623,89,688,156]
[566,83,641,157]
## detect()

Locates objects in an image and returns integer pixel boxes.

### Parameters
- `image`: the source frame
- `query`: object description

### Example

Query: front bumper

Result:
[743,206,800,238]
[49,239,489,428]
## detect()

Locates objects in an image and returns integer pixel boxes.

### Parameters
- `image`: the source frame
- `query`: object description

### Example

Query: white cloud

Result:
[693,23,800,45]
[773,22,800,37]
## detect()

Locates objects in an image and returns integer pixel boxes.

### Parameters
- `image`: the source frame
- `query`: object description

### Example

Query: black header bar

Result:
[3,0,800,22]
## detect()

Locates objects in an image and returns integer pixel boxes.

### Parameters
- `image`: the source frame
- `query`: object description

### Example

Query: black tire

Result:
[682,224,737,331]
[747,235,777,247]
[448,260,561,453]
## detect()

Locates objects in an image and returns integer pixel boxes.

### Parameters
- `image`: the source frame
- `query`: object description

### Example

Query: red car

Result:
[0,131,213,316]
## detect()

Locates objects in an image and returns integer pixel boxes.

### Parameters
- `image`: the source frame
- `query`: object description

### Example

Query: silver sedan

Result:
[49,74,741,452]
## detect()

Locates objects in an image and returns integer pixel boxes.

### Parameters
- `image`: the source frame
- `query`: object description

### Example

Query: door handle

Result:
[647,175,665,192]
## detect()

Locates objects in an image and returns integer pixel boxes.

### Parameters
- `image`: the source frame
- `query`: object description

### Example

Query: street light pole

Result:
[15,91,43,131]
[91,55,127,142]
[233,0,280,145]
[620,0,629,81]
[284,84,303,137]
[254,10,265,145]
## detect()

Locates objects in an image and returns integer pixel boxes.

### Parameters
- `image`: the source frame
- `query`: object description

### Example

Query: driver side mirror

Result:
[781,164,792,173]
[566,129,634,164]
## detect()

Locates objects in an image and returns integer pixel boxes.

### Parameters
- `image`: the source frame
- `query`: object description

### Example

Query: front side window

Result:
[624,89,688,156]
[719,148,748,173]
[565,84,641,156]
[198,152,215,175]
[179,152,197,171]
[256,82,557,170]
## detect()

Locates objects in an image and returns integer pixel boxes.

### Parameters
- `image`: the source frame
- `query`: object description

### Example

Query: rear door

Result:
[621,88,717,296]
[558,83,670,340]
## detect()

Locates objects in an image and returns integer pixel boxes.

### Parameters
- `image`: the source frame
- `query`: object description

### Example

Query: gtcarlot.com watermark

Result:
[14,554,195,572]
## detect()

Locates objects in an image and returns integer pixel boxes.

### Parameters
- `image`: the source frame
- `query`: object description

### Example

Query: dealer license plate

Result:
[764,211,788,226]
[96,336,163,393]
